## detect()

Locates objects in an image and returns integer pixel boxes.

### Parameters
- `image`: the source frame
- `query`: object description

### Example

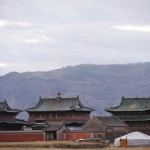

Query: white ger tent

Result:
[114,131,150,147]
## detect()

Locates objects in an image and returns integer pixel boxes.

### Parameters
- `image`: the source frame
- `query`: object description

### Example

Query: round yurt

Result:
[114,131,150,147]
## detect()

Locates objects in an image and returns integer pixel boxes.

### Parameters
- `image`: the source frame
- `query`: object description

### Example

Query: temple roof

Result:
[118,115,150,121]
[26,95,94,112]
[82,116,127,132]
[44,122,65,131]
[0,119,27,124]
[31,123,47,130]
[106,97,150,112]
[0,100,21,113]
[95,116,128,127]
[64,120,86,126]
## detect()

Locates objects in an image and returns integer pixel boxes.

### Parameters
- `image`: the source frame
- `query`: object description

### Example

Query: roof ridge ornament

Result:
[56,91,61,100]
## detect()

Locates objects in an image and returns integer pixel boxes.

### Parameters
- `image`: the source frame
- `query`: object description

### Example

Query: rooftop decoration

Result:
[26,93,94,112]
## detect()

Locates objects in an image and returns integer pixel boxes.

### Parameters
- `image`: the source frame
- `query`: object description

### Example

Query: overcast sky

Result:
[0,0,150,75]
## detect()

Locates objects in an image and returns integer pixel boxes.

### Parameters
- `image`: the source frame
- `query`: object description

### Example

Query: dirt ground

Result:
[106,144,149,150]
[0,143,149,150]
[0,146,149,150]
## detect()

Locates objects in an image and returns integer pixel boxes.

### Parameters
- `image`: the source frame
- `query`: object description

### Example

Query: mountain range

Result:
[1,62,150,119]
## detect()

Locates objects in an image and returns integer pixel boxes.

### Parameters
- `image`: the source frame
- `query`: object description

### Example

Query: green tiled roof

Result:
[0,100,21,113]
[106,97,150,112]
[31,123,47,129]
[44,122,64,131]
[119,115,150,121]
[26,97,93,112]
[0,119,27,124]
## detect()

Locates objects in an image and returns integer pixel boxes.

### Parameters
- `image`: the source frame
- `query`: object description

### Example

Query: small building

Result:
[31,117,47,130]
[26,92,94,127]
[95,116,128,140]
[105,97,150,135]
[82,116,128,141]
[64,116,128,141]
[44,122,67,141]
[0,100,26,131]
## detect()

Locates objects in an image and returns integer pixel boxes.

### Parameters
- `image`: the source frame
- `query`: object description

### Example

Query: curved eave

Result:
[26,109,93,112]
[119,115,150,122]
[0,121,27,124]
[106,108,150,112]
[0,110,21,113]
[121,118,150,121]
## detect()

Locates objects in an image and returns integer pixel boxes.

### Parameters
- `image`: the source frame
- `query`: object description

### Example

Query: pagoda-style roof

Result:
[0,119,28,125]
[44,122,65,132]
[26,94,94,112]
[106,97,150,112]
[0,100,21,113]
[118,115,150,121]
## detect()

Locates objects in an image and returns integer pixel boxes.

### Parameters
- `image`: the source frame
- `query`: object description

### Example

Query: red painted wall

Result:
[66,133,91,141]
[0,132,44,142]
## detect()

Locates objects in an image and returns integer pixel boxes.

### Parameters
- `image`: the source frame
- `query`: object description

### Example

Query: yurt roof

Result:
[116,131,150,140]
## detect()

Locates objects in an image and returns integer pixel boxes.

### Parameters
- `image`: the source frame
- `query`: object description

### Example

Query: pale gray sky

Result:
[0,0,150,75]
